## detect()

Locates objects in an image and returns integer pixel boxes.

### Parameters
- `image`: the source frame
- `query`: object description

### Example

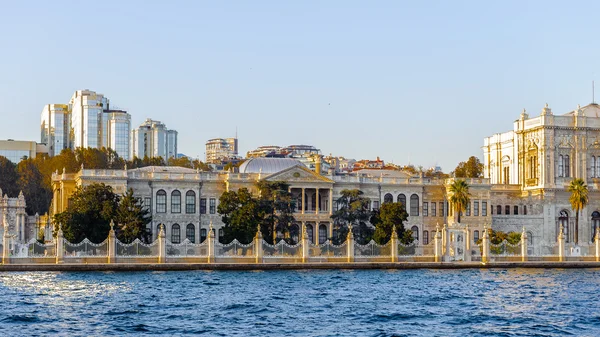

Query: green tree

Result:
[217,188,262,244]
[371,202,412,244]
[17,159,52,215]
[192,159,212,171]
[256,181,296,244]
[168,156,193,168]
[331,189,372,244]
[53,183,119,243]
[449,179,470,223]
[115,188,152,243]
[452,156,484,178]
[0,156,18,197]
[568,178,588,244]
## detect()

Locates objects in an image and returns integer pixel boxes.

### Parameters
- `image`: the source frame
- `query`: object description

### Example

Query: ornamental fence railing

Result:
[2,225,600,264]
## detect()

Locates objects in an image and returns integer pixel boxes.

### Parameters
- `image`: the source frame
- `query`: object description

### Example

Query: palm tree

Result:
[568,178,588,244]
[449,179,470,223]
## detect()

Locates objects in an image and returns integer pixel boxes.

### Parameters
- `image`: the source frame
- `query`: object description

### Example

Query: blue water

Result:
[0,269,599,336]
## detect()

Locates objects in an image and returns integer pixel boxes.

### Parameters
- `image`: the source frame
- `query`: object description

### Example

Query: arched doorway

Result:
[558,210,569,242]
[592,211,600,240]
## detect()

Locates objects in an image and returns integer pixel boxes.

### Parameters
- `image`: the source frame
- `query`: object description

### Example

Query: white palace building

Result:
[32,101,600,250]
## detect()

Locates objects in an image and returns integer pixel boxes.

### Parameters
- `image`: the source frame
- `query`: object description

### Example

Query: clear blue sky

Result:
[1,1,600,171]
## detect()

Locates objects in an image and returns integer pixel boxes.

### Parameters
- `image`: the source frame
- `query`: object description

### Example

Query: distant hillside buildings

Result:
[131,119,178,161]
[205,138,238,164]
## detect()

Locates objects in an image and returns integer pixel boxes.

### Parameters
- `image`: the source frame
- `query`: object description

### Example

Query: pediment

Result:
[263,165,334,184]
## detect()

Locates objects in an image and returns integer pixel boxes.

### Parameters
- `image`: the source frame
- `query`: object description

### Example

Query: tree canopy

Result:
[331,189,373,244]
[449,179,470,223]
[452,156,484,178]
[370,202,412,244]
[114,188,152,243]
[568,178,588,244]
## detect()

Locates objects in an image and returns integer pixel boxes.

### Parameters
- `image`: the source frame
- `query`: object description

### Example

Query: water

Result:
[0,269,599,336]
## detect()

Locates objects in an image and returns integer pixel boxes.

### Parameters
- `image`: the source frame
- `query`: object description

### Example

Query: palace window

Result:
[523,205,527,215]
[144,197,151,212]
[514,206,519,215]
[411,226,419,242]
[156,190,166,213]
[592,156,597,178]
[423,231,429,245]
[596,157,600,179]
[373,201,379,210]
[466,202,471,216]
[505,205,510,215]
[558,210,569,242]
[497,205,502,215]
[218,228,224,243]
[200,228,207,242]
[440,202,445,217]
[473,230,480,243]
[482,202,487,216]
[171,190,181,213]
[398,194,406,207]
[186,224,195,243]
[306,224,314,243]
[558,155,564,177]
[383,193,393,204]
[186,190,196,214]
[423,202,428,217]
[209,198,216,214]
[200,198,207,214]
[474,201,479,216]
[564,155,570,177]
[318,224,327,244]
[171,224,181,244]
[592,211,600,240]
[431,202,436,217]
[410,194,419,216]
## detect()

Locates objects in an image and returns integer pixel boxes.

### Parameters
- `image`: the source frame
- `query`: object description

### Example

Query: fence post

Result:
[595,226,600,262]
[255,225,263,264]
[207,222,215,263]
[55,226,64,264]
[521,227,528,262]
[391,225,398,262]
[481,225,490,263]
[158,224,166,264]
[347,226,354,263]
[434,224,442,263]
[108,220,116,264]
[301,225,309,263]
[558,224,565,262]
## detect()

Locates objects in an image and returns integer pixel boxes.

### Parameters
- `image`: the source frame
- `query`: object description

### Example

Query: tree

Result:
[53,183,119,243]
[115,189,152,243]
[449,179,470,223]
[217,188,262,244]
[17,159,52,215]
[452,156,484,178]
[331,189,372,244]
[168,156,193,168]
[256,181,296,244]
[568,178,588,244]
[192,159,212,171]
[371,202,412,244]
[0,156,18,197]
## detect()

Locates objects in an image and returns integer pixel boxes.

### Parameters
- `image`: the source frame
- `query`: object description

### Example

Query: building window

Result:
[431,202,436,217]
[514,205,519,215]
[505,205,510,215]
[318,224,327,244]
[398,194,406,207]
[209,198,216,214]
[218,228,224,243]
[527,231,533,246]
[482,202,487,216]
[171,224,181,244]
[593,156,597,178]
[596,157,600,179]
[383,193,393,203]
[466,202,471,216]
[411,226,419,242]
[559,210,569,242]
[144,197,151,212]
[564,155,570,177]
[440,202,444,217]
[200,198,207,214]
[523,205,527,215]
[423,202,428,217]
[497,205,502,215]
[592,211,600,239]
[410,194,419,216]
[423,231,429,245]
[474,201,479,216]
[156,190,167,213]
[491,204,494,215]
[558,155,564,177]
[200,228,207,242]
[171,190,181,213]
[186,224,195,243]
[307,224,314,244]
[473,230,480,243]
[373,201,379,210]
[186,190,196,214]
[503,166,510,184]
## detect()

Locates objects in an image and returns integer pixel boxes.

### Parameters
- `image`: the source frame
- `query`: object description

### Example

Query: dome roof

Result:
[239,158,304,174]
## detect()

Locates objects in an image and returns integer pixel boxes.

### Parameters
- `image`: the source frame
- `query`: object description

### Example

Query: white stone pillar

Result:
[464,224,471,262]
[391,225,398,262]
[301,188,305,214]
[315,222,320,245]
[434,225,442,263]
[158,223,166,264]
[558,224,565,262]
[301,225,309,263]
[329,188,333,215]
[55,226,64,264]
[255,224,263,264]
[207,222,215,263]
[521,227,528,262]
[481,225,490,263]
[595,227,600,262]
[108,220,116,264]
[347,226,355,263]
[315,188,320,214]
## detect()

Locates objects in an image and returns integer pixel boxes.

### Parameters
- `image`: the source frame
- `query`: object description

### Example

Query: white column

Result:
[434,225,442,263]
[55,227,64,264]
[391,225,398,262]
[347,226,354,263]
[595,226,600,262]
[255,224,263,264]
[521,227,528,262]
[329,188,333,215]
[108,220,116,264]
[558,224,565,262]
[301,225,309,263]
[482,225,490,263]
[315,188,320,215]
[315,223,319,245]
[301,188,305,215]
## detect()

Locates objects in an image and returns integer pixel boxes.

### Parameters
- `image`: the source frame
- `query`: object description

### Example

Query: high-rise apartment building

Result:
[131,119,178,160]
[205,138,238,163]
[40,90,131,159]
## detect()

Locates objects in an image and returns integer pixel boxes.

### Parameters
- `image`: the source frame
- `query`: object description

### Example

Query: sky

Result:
[1,1,600,172]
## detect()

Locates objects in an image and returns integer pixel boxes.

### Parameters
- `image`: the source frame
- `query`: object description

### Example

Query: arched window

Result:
[496,205,502,215]
[157,224,164,240]
[289,224,300,245]
[592,211,600,240]
[514,206,519,215]
[200,228,207,242]
[171,190,181,213]
[171,224,181,243]
[527,231,533,246]
[310,192,316,211]
[423,231,429,245]
[218,228,224,243]
[596,157,600,179]
[397,194,406,207]
[156,190,167,213]
[318,224,327,244]
[306,224,314,244]
[186,224,195,243]
[559,210,569,242]
[558,155,564,177]
[410,194,419,216]
[383,193,393,204]
[411,226,419,242]
[564,155,570,177]
[592,156,597,178]
[524,205,527,215]
[186,190,196,214]
[505,205,510,215]
[473,230,480,243]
